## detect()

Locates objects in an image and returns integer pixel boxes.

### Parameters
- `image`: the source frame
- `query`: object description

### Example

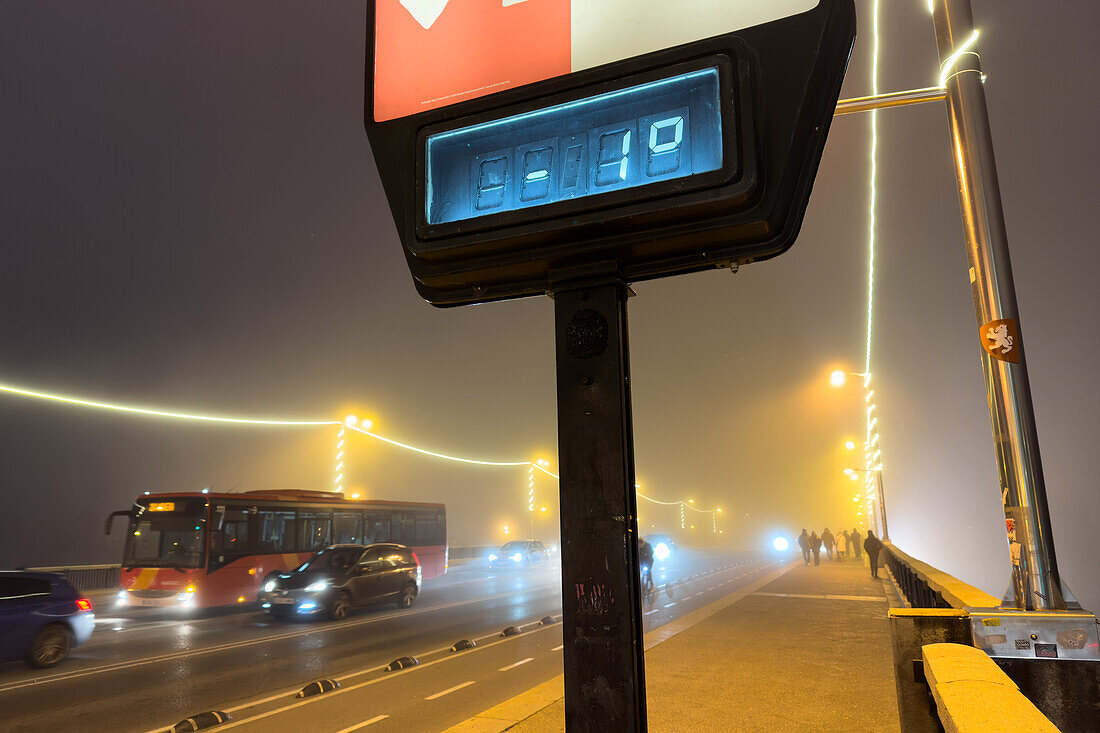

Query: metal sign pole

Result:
[932,0,1065,610]
[554,282,647,731]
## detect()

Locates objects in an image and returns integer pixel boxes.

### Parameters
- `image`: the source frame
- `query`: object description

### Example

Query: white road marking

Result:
[551,645,564,651]
[334,715,389,732]
[426,681,476,700]
[664,602,677,608]
[170,622,559,733]
[1,585,554,694]
[136,559,770,732]
[706,586,716,591]
[499,657,534,671]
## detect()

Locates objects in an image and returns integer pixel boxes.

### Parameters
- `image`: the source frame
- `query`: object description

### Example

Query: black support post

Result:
[554,282,647,732]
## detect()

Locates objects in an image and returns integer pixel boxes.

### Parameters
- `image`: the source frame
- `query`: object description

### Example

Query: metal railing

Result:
[24,563,121,592]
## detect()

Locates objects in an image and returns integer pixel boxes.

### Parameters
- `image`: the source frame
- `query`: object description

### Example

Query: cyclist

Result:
[638,537,655,596]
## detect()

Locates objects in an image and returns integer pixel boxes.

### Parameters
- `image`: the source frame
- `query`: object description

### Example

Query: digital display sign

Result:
[364,0,856,305]
[424,68,724,227]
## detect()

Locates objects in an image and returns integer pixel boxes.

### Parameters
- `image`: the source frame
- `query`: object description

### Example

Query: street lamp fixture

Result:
[829,370,871,388]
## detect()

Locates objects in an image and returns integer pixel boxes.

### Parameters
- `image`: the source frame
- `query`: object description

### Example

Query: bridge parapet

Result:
[883,542,1000,609]
[881,544,1098,733]
[24,563,121,592]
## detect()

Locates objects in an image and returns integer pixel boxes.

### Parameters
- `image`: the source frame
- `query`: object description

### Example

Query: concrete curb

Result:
[443,561,795,733]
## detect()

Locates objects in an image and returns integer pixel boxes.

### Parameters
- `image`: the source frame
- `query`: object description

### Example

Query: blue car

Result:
[0,571,95,668]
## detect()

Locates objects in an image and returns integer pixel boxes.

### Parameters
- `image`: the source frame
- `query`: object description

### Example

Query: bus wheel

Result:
[396,584,417,609]
[27,624,72,668]
[328,592,351,621]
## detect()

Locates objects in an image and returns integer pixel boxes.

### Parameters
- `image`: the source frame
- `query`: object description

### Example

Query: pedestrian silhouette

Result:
[864,530,884,579]
[810,531,822,566]
[797,529,811,565]
[822,527,835,561]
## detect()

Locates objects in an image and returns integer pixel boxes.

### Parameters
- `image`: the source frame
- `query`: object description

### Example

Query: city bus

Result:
[104,490,446,609]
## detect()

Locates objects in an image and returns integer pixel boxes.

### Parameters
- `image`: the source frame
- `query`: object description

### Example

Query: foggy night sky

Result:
[0,1,1096,612]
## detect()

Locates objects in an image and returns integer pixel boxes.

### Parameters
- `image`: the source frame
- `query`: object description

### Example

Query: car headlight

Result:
[510,553,523,562]
[263,580,276,593]
[654,542,671,561]
[305,580,329,592]
[488,553,498,562]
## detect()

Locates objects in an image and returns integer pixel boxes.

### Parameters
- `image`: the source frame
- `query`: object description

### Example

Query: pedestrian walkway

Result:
[449,559,901,732]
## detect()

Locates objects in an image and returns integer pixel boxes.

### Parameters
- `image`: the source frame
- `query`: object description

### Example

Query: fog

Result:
[0,1,1095,612]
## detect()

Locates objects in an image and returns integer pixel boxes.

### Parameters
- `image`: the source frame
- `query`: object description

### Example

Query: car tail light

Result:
[411,552,420,567]
[75,598,92,612]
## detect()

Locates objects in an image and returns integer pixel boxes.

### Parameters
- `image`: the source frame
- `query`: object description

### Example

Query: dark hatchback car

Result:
[0,571,95,668]
[260,544,421,620]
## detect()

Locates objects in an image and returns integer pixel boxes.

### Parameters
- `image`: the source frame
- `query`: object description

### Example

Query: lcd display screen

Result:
[424,67,725,227]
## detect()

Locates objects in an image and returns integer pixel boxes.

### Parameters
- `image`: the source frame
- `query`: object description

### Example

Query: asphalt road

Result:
[0,549,781,732]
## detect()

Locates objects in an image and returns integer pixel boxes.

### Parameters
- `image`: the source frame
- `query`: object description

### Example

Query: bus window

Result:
[391,511,415,545]
[297,510,332,552]
[209,508,252,570]
[415,512,440,545]
[364,512,389,544]
[258,509,296,553]
[333,510,363,544]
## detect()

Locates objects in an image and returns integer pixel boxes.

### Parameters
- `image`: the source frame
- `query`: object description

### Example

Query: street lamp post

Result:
[845,467,888,541]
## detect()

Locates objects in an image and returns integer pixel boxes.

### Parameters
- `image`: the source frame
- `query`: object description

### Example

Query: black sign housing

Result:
[365,0,856,306]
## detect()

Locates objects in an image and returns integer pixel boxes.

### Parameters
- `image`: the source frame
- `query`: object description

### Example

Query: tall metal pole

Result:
[555,282,647,731]
[876,470,889,542]
[932,0,1065,610]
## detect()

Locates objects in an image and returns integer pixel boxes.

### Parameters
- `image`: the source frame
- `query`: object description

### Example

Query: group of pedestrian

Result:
[796,527,884,577]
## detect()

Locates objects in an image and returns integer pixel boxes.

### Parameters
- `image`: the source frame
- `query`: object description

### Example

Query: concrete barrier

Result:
[922,643,1059,733]
[24,564,120,592]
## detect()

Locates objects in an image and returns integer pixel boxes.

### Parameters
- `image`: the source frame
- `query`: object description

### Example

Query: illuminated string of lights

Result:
[937,29,980,88]
[856,0,884,530]
[0,381,339,426]
[343,422,531,467]
[0,378,717,523]
[334,425,346,493]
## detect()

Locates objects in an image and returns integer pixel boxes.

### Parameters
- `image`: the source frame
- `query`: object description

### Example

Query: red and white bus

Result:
[105,490,447,609]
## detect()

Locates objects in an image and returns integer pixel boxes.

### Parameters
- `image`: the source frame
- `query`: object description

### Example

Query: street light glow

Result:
[845,440,856,450]
[829,370,847,388]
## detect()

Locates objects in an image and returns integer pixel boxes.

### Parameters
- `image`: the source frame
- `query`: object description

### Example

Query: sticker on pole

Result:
[980,318,1020,363]
[374,0,821,121]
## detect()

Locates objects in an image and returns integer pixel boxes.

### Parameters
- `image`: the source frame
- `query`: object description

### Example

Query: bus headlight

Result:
[177,585,196,604]
[117,590,129,606]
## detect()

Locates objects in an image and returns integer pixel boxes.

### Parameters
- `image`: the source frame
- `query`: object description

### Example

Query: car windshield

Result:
[500,541,525,552]
[297,547,361,572]
[123,498,206,569]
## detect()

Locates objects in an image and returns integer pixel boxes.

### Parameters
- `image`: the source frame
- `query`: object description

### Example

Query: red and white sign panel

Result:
[373,0,820,122]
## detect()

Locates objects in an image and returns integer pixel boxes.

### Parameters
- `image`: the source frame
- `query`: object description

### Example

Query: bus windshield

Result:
[123,498,206,569]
